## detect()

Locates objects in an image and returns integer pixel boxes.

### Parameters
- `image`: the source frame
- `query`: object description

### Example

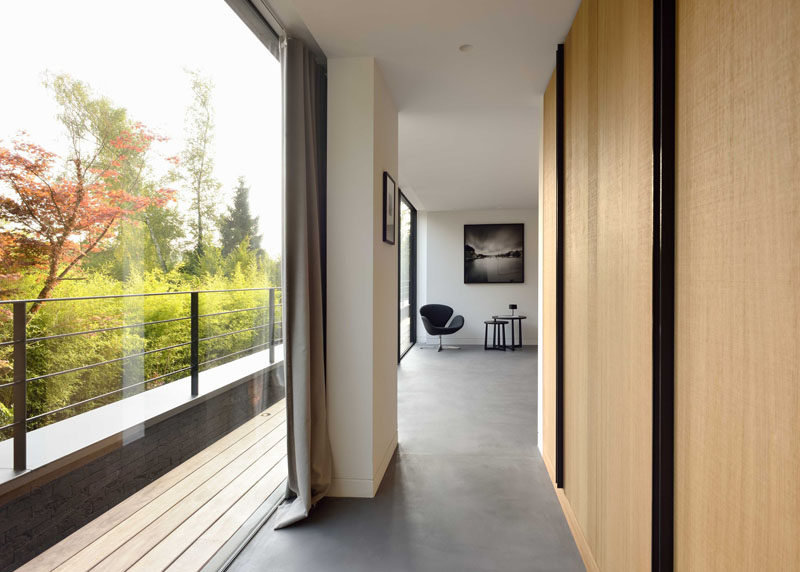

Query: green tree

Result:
[179,70,220,262]
[220,177,261,257]
[0,74,173,311]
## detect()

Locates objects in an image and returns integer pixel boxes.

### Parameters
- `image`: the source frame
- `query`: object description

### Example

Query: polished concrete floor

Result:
[229,346,583,572]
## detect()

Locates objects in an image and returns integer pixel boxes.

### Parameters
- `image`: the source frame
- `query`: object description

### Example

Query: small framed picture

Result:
[383,171,396,244]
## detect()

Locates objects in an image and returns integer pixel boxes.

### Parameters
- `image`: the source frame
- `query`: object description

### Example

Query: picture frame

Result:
[383,171,396,245]
[463,223,524,283]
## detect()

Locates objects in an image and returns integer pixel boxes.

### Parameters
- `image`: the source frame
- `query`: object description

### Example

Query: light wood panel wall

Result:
[675,0,800,569]
[594,0,653,569]
[547,0,653,569]
[563,0,597,555]
[541,70,558,480]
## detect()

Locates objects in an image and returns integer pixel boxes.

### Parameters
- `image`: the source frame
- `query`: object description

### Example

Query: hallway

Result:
[230,346,583,572]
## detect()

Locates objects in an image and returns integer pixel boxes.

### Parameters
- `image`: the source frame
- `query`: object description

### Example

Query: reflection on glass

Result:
[399,198,413,356]
[0,0,284,567]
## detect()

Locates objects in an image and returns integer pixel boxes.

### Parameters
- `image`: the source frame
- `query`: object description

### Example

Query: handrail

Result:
[0,305,270,348]
[0,287,283,471]
[0,287,274,306]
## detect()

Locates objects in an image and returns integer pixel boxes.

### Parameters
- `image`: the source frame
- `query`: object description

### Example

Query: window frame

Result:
[397,191,417,362]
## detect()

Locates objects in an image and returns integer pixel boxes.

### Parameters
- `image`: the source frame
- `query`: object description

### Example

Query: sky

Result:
[0,0,283,257]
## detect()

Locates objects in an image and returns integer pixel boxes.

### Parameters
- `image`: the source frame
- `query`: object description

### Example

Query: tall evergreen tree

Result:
[220,177,261,257]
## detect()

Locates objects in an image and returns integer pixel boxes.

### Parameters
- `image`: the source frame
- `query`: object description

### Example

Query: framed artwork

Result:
[464,223,524,283]
[383,171,396,244]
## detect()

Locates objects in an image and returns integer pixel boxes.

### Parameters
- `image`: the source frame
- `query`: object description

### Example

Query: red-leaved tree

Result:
[0,123,174,311]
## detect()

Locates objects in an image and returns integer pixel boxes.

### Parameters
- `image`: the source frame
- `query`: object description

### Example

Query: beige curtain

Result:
[274,37,331,529]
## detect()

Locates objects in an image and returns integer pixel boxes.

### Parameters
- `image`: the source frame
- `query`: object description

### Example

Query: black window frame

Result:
[398,191,417,362]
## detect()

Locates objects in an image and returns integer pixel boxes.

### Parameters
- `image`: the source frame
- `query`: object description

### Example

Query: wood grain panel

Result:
[563,0,597,554]
[541,69,558,481]
[556,0,653,569]
[595,0,653,569]
[675,1,800,569]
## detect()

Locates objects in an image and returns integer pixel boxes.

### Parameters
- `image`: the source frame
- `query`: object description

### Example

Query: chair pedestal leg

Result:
[437,334,461,351]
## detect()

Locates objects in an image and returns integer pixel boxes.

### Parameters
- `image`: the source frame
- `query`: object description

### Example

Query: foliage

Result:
[0,72,282,442]
[0,74,175,309]
[220,177,261,257]
[0,258,280,433]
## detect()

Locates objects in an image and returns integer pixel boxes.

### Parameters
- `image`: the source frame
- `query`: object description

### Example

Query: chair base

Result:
[418,337,461,352]
[437,344,461,352]
[437,335,461,352]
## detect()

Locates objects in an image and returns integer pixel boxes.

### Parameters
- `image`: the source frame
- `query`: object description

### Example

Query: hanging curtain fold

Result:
[274,36,331,529]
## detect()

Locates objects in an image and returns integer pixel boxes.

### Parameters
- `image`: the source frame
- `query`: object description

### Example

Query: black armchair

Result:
[420,304,464,352]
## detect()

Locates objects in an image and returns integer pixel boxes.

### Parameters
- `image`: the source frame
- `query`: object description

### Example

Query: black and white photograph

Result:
[464,223,524,283]
[382,171,396,244]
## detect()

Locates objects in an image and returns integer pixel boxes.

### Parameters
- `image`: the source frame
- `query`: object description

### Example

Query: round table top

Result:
[492,314,527,320]
[485,319,509,324]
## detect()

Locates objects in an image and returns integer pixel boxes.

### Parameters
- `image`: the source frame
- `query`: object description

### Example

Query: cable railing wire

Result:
[0,302,273,348]
[198,341,271,369]
[0,287,282,471]
[25,340,193,384]
[198,323,269,344]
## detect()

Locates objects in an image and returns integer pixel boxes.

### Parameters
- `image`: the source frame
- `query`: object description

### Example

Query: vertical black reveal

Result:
[652,0,676,570]
[555,43,566,490]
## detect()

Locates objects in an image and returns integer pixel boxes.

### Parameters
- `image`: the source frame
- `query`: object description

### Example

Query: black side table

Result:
[492,315,527,350]
[484,320,508,351]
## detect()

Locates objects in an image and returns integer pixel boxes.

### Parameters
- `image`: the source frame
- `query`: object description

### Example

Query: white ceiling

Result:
[284,0,580,211]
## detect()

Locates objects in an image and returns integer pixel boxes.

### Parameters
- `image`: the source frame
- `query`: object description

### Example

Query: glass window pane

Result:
[399,197,414,357]
[0,1,284,567]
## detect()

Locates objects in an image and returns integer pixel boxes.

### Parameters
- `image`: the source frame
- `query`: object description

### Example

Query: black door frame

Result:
[652,0,676,570]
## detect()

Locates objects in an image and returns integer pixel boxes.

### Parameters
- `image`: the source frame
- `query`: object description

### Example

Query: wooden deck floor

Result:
[20,400,288,572]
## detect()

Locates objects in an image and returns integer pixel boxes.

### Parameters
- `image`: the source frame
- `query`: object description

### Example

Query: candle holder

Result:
[509,304,517,316]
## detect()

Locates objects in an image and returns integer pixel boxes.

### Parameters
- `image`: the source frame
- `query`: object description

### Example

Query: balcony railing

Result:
[0,287,283,471]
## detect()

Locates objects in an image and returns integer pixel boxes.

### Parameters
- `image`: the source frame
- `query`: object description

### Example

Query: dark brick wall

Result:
[0,367,284,572]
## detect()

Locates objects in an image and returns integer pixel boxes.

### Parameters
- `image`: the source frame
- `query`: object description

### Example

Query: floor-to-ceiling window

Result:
[0,1,285,568]
[398,192,417,360]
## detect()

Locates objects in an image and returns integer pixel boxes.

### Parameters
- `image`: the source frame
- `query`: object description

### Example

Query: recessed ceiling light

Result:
[458,44,473,53]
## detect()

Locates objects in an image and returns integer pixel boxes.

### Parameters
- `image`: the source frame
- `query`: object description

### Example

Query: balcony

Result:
[18,399,287,571]
[0,289,286,570]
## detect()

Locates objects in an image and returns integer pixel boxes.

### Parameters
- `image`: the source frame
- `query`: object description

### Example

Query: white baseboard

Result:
[328,477,376,498]
[372,431,398,496]
[328,432,398,498]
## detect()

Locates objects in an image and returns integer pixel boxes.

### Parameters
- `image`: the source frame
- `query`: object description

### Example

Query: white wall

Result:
[418,209,538,346]
[326,57,398,498]
[370,63,398,484]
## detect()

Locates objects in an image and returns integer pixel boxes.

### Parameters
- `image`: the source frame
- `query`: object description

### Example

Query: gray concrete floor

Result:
[229,346,583,572]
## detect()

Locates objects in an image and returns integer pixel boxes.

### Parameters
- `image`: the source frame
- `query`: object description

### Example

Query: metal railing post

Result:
[268,288,275,364]
[13,301,27,471]
[190,292,199,397]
